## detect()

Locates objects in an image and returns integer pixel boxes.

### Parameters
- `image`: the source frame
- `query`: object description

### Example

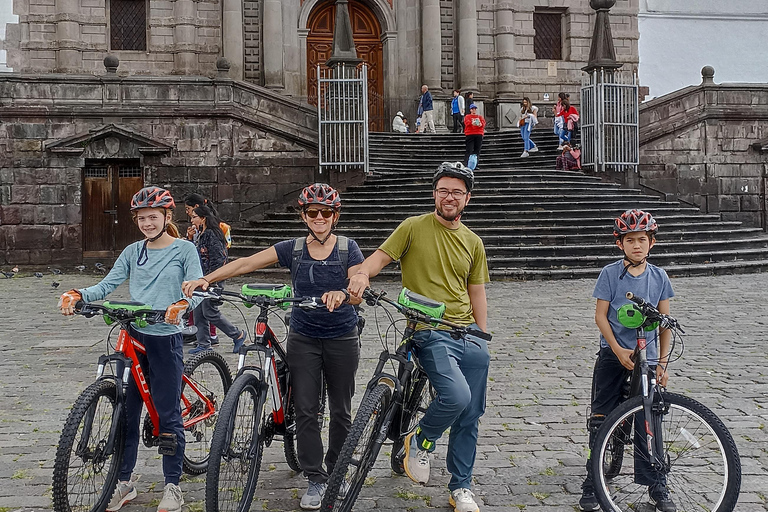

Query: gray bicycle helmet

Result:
[432,161,475,192]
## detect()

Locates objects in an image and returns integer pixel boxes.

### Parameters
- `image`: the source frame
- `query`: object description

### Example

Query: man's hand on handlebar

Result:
[182,278,210,297]
[348,273,369,298]
[58,289,82,316]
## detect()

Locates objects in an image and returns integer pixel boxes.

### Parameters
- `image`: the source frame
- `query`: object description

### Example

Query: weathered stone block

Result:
[741,194,761,212]
[5,249,31,265]
[718,195,739,212]
[11,185,40,204]
[0,206,21,224]
[9,123,47,139]
[188,166,217,182]
[40,185,67,204]
[720,177,761,195]
[7,225,54,249]
[34,205,55,223]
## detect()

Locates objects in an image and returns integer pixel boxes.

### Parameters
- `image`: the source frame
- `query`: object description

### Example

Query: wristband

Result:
[342,289,351,303]
[201,277,209,285]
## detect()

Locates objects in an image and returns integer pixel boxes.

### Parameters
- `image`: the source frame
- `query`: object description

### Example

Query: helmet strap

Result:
[137,217,168,266]
[619,254,647,280]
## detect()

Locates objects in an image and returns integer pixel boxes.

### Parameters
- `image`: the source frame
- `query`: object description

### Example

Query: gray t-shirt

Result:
[593,260,674,363]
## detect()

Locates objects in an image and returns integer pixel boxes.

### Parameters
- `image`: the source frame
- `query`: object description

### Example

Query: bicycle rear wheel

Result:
[391,370,432,474]
[205,373,265,512]
[284,372,327,472]
[321,383,392,512]
[52,379,125,512]
[592,392,741,512]
[182,351,232,475]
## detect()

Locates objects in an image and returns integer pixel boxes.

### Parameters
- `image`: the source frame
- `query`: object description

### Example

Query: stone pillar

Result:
[421,0,441,90]
[222,0,244,79]
[173,0,197,74]
[458,0,478,92]
[263,0,284,88]
[495,4,516,96]
[56,0,82,72]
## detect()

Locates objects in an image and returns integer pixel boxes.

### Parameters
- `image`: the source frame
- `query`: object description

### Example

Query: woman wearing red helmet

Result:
[182,183,363,509]
[58,186,204,512]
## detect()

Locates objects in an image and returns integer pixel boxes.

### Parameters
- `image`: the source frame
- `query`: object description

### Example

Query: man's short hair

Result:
[422,85,428,90]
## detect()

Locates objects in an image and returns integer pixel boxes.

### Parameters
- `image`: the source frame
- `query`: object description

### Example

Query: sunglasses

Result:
[304,209,335,219]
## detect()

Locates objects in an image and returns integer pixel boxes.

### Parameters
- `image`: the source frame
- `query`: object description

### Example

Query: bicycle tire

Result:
[592,392,741,512]
[205,373,265,512]
[182,351,233,475]
[52,379,125,512]
[321,383,392,512]
[391,371,432,474]
[284,371,327,472]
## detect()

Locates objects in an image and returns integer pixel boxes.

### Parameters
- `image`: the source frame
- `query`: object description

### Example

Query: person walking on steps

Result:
[451,89,465,133]
[464,104,486,170]
[349,162,491,512]
[182,183,364,511]
[519,97,539,158]
[187,205,246,355]
[58,186,204,512]
[418,84,436,133]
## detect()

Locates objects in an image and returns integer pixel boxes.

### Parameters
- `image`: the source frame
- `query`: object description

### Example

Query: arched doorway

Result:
[307,0,385,132]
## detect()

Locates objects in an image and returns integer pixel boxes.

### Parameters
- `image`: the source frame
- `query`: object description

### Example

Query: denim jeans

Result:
[412,325,490,490]
[520,122,536,151]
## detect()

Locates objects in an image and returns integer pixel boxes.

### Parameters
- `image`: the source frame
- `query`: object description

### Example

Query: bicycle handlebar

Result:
[626,292,684,333]
[192,289,327,311]
[74,301,167,325]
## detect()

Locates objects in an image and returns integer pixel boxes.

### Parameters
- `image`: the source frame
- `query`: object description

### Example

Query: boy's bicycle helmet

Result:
[131,186,176,211]
[297,183,341,209]
[613,209,658,239]
[433,161,475,192]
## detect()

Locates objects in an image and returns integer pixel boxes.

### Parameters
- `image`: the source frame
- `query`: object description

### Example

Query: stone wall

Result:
[243,0,262,84]
[638,71,768,229]
[439,0,455,92]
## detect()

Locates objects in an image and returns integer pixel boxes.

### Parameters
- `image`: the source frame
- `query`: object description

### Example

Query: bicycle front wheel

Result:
[182,351,232,475]
[322,383,392,512]
[592,392,741,512]
[52,379,125,512]
[205,373,265,512]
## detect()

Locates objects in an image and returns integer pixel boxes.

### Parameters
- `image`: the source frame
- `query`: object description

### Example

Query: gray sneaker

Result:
[403,430,431,484]
[157,483,184,512]
[106,481,137,512]
[300,481,327,510]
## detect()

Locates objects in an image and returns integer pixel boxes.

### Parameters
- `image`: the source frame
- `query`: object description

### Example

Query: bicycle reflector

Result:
[617,303,645,329]
[241,283,293,309]
[103,301,152,327]
[398,288,446,320]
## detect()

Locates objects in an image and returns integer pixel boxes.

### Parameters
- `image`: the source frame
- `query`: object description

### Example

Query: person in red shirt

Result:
[463,104,486,170]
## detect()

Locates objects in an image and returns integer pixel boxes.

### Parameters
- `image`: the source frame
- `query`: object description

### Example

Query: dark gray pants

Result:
[286,327,360,483]
[193,298,240,348]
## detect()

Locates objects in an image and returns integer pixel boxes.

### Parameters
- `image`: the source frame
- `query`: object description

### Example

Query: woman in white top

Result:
[392,111,408,133]
[519,97,539,157]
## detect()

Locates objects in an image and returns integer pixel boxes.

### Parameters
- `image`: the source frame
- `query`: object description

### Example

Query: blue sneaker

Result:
[232,330,247,353]
[189,345,211,355]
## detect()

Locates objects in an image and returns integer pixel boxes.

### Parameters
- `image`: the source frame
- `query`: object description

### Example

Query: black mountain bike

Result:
[198,284,327,512]
[591,292,741,512]
[320,288,492,512]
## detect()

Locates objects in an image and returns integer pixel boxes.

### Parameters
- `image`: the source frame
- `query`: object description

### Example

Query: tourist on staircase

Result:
[451,89,465,133]
[417,85,436,133]
[464,104,486,170]
[558,98,579,146]
[392,111,408,133]
[556,143,582,171]
[553,92,569,149]
[519,97,539,158]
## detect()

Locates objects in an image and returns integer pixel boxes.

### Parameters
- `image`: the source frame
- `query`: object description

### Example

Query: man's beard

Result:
[436,204,464,222]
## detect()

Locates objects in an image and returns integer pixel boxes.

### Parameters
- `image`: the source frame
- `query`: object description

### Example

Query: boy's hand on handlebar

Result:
[348,273,369,298]
[58,289,82,315]
[165,299,189,325]
[614,346,635,371]
[656,365,669,387]
[182,278,209,297]
[322,290,348,312]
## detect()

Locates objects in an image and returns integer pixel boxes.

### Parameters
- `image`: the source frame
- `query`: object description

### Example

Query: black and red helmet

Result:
[433,161,475,192]
[297,183,341,209]
[130,186,176,211]
[614,209,658,239]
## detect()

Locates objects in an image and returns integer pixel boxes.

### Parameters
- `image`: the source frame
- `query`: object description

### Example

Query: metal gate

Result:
[317,64,369,174]
[580,70,639,172]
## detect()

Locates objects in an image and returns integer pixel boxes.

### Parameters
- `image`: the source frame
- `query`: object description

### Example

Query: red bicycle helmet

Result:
[131,186,176,211]
[614,209,658,239]
[297,183,341,209]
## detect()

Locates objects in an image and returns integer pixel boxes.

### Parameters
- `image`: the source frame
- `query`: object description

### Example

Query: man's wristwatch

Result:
[342,289,351,303]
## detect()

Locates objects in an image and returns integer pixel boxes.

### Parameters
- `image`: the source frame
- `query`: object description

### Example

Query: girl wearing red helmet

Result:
[182,183,363,509]
[58,186,204,512]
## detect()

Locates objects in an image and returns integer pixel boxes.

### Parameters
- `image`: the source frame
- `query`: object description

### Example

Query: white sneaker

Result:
[157,483,184,512]
[529,146,539,153]
[403,430,431,484]
[557,145,564,150]
[450,488,480,512]
[106,481,137,512]
[300,481,327,510]
[520,151,530,158]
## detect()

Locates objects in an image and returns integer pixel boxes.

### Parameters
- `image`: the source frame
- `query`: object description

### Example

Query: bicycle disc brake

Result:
[142,414,157,448]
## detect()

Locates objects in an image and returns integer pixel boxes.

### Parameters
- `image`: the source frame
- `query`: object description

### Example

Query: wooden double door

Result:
[307,0,385,132]
[83,160,144,257]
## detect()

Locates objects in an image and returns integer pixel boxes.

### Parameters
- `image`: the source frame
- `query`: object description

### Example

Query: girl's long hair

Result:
[185,193,219,216]
[194,206,225,244]
[521,96,532,114]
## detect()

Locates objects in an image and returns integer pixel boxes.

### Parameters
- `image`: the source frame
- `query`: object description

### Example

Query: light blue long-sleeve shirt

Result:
[79,238,204,335]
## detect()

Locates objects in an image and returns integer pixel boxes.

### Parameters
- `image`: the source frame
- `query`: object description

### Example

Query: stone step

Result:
[362,175,609,186]
[342,193,658,204]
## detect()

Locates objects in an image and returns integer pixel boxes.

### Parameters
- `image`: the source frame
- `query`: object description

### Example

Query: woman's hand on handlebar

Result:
[58,289,82,316]
[182,278,209,297]
[322,290,348,313]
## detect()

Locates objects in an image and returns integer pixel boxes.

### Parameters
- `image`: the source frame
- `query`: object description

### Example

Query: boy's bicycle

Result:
[320,288,492,512]
[591,292,741,512]
[199,284,327,512]
[52,300,233,512]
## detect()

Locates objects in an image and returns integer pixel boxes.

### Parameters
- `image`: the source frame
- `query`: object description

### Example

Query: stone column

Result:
[458,0,478,92]
[495,3,516,96]
[56,0,82,72]
[222,0,244,80]
[173,0,197,74]
[263,0,284,88]
[421,0,441,90]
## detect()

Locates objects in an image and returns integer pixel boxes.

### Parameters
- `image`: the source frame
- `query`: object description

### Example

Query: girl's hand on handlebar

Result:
[58,289,82,316]
[614,346,635,371]
[165,299,189,325]
[322,290,348,313]
[182,278,209,297]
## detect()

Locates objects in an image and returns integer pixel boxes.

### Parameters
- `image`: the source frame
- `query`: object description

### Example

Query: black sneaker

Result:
[579,484,600,511]
[649,485,676,512]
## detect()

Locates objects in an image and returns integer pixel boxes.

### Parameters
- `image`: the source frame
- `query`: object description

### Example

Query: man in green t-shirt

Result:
[349,162,490,512]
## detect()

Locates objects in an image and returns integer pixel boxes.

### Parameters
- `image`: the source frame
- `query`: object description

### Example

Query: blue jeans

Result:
[520,122,536,151]
[412,325,490,490]
[558,125,573,143]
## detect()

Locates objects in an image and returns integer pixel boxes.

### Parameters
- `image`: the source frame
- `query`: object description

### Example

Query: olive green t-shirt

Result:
[379,212,490,325]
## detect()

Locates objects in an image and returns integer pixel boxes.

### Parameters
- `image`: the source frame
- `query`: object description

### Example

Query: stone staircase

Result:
[231,131,768,279]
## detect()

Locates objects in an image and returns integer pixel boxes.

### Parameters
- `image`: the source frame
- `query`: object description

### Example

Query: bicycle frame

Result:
[631,326,667,473]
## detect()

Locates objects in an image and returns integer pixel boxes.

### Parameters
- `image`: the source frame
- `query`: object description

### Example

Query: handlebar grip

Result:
[74,300,85,311]
[466,328,492,342]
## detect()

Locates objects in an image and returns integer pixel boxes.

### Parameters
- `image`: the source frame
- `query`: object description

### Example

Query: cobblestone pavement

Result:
[1,272,767,512]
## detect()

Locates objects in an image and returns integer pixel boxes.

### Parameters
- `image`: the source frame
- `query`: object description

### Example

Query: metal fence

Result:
[580,70,639,172]
[317,64,369,174]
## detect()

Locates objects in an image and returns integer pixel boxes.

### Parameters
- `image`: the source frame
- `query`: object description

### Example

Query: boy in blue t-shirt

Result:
[580,209,675,512]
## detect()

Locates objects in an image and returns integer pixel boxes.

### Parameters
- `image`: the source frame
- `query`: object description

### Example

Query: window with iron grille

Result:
[110,0,147,51]
[534,11,562,60]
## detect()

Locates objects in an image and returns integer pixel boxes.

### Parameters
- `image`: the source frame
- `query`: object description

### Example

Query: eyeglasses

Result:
[435,188,468,199]
[304,209,335,219]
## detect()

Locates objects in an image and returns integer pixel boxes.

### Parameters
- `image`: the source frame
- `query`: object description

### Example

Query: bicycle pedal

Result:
[157,433,177,456]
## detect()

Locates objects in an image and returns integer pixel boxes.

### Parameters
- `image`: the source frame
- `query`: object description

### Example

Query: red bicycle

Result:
[52,300,233,512]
